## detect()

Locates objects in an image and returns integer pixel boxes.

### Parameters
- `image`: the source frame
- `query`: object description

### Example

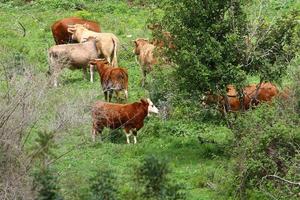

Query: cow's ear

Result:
[141,98,148,105]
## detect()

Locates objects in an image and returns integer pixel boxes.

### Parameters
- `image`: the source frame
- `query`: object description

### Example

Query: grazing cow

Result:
[133,38,157,87]
[51,17,100,44]
[67,24,119,66]
[89,59,128,102]
[202,82,279,114]
[48,38,99,86]
[91,98,159,144]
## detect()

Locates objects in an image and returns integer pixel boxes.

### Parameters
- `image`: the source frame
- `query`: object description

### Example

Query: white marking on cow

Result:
[133,136,137,144]
[147,98,159,115]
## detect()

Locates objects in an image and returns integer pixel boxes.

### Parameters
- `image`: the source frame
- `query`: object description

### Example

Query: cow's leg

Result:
[93,125,103,142]
[82,67,87,80]
[115,91,121,102]
[126,133,132,144]
[132,129,138,144]
[104,91,108,101]
[141,69,147,87]
[92,127,96,142]
[53,68,61,87]
[124,89,128,101]
[124,128,131,144]
[106,56,111,65]
[108,91,113,102]
[89,64,94,83]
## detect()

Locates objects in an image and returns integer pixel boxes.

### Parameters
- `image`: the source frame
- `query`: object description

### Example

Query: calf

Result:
[91,98,159,144]
[48,38,98,86]
[68,24,119,66]
[51,17,100,44]
[133,38,157,87]
[89,59,128,102]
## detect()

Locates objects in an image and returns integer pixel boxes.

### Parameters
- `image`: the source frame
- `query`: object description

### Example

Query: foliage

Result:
[135,155,186,200]
[33,168,63,200]
[90,169,119,200]
[243,10,300,83]
[150,0,299,101]
[231,96,300,199]
[150,0,248,96]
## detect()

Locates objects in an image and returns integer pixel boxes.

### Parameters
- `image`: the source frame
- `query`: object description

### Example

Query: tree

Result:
[150,0,299,109]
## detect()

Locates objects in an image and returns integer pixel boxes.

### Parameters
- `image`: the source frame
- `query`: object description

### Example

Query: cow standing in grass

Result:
[133,38,157,87]
[67,24,119,67]
[48,38,99,86]
[89,59,128,102]
[91,98,159,144]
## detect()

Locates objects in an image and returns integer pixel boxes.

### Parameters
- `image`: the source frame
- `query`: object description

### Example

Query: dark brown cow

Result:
[51,17,100,44]
[202,82,279,114]
[89,59,128,102]
[91,98,159,144]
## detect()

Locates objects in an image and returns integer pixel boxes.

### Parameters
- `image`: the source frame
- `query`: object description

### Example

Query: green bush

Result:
[231,102,300,199]
[135,155,186,200]
[90,169,119,200]
[33,168,63,200]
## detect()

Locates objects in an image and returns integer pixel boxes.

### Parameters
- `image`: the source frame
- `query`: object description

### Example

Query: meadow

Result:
[0,0,299,200]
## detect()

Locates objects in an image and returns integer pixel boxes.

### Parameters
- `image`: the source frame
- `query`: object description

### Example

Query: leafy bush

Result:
[33,168,63,200]
[90,169,119,200]
[135,155,186,200]
[231,101,300,199]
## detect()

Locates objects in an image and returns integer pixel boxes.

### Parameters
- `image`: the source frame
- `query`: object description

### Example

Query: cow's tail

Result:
[111,36,118,67]
[117,70,128,89]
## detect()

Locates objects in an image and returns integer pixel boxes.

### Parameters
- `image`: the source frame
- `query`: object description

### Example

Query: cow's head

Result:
[67,24,87,41]
[141,98,159,115]
[89,58,109,66]
[133,38,149,55]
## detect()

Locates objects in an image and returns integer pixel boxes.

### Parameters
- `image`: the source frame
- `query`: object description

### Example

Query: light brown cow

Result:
[133,38,157,87]
[68,24,119,67]
[48,38,99,86]
[89,59,128,102]
[92,98,159,144]
[202,82,279,114]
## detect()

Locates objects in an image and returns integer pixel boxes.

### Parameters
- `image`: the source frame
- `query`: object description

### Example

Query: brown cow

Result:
[91,98,159,144]
[202,82,279,114]
[133,38,157,87]
[51,17,100,44]
[89,59,128,102]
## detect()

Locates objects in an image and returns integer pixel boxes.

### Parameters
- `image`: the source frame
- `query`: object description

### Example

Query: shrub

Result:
[33,168,63,200]
[90,169,119,200]
[135,155,186,200]
[231,101,300,199]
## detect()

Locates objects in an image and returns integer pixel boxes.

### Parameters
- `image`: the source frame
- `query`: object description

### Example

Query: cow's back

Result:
[51,17,101,44]
[92,101,138,129]
[139,43,156,66]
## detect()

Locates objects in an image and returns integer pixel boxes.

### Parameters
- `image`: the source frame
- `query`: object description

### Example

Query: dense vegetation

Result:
[0,0,299,199]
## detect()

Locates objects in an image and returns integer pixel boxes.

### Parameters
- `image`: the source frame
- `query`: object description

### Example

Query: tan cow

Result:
[48,38,99,87]
[133,38,157,87]
[67,24,119,67]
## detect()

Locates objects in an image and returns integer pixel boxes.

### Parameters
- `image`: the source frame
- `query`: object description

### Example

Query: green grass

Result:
[0,0,298,199]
